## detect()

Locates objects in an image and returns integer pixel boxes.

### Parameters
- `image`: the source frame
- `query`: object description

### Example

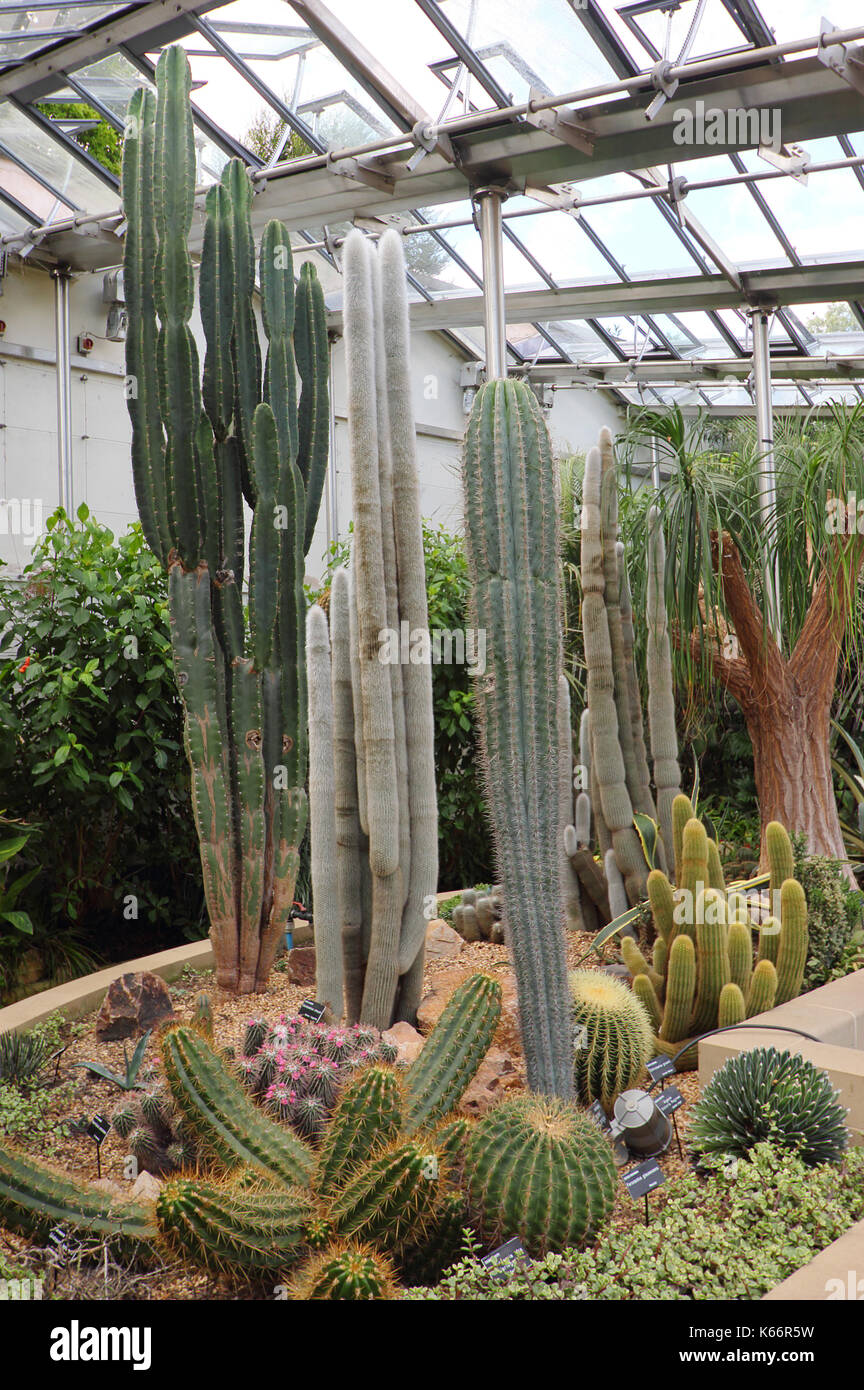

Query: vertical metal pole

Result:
[749,308,782,641]
[473,185,508,381]
[650,436,661,489]
[52,268,73,516]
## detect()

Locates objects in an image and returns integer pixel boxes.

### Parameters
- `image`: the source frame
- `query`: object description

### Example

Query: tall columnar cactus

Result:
[627,812,807,1069]
[123,47,328,993]
[402,972,502,1132]
[567,432,681,912]
[305,230,437,1030]
[462,378,572,1098]
[646,506,682,861]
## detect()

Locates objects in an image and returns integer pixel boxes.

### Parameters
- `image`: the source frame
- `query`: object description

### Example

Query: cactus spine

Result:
[462,377,572,1097]
[123,47,328,992]
[306,230,437,1029]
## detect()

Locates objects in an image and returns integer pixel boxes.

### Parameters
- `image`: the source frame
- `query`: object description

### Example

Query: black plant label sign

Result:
[655,1086,684,1116]
[297,1000,326,1023]
[481,1236,528,1275]
[88,1113,111,1144]
[622,1159,665,1200]
[646,1055,676,1083]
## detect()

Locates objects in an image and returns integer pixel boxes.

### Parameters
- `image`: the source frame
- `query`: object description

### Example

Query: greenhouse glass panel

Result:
[736,142,864,263]
[0,101,115,218]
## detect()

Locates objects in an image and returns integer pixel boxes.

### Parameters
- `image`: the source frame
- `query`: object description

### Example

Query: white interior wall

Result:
[0,260,625,578]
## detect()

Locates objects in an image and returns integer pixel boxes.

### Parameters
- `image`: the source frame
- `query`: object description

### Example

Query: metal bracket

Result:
[757,143,810,184]
[322,226,343,267]
[818,16,864,97]
[526,89,595,156]
[406,118,460,173]
[330,153,395,194]
[667,174,689,227]
[645,60,679,121]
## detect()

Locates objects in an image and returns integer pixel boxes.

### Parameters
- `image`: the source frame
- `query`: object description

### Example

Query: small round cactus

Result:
[289,1241,397,1300]
[463,1095,617,1256]
[688,1047,848,1166]
[568,969,653,1111]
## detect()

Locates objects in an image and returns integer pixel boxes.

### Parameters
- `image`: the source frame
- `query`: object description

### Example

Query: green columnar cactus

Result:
[691,894,730,1034]
[766,820,795,898]
[618,540,657,827]
[463,377,573,1097]
[718,982,746,1028]
[580,439,647,906]
[156,1178,316,1277]
[707,838,726,892]
[659,934,696,1046]
[306,605,343,1019]
[0,1139,155,1255]
[758,916,781,965]
[402,973,503,1132]
[559,676,585,930]
[309,230,437,1030]
[671,792,695,883]
[463,1096,616,1256]
[727,920,754,996]
[679,819,710,918]
[289,1241,398,1300]
[123,46,328,993]
[632,972,663,1031]
[645,508,682,862]
[746,958,779,1016]
[397,1187,468,1286]
[568,970,653,1111]
[327,1138,447,1253]
[314,1067,403,1198]
[161,1027,314,1186]
[775,879,808,1004]
[647,868,676,943]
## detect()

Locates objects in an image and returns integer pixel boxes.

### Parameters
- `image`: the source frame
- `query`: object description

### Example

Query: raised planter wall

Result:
[0,939,214,1038]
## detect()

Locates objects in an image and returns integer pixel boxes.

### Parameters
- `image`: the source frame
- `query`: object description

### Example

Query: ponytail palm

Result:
[620,403,864,880]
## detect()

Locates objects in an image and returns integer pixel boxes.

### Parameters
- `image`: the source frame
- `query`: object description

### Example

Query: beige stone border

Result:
[0,939,214,1037]
[763,1217,864,1300]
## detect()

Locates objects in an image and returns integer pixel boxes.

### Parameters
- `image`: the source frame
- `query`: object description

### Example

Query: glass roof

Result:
[0,0,863,408]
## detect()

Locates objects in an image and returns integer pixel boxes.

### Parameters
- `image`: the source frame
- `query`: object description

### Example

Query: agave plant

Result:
[688,1047,849,1166]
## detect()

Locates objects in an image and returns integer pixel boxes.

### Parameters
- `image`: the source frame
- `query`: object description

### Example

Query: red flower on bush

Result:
[18,657,31,673]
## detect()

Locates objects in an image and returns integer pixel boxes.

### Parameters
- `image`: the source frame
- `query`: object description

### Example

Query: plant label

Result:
[622,1159,665,1200]
[481,1236,528,1274]
[297,1000,326,1023]
[646,1055,676,1083]
[655,1086,684,1116]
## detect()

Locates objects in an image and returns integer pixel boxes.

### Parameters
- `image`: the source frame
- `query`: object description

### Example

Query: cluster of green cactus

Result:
[566,430,681,917]
[0,973,501,1296]
[451,887,505,944]
[288,1241,398,1300]
[122,46,328,994]
[623,801,808,1068]
[463,1095,617,1257]
[568,969,654,1111]
[305,228,437,1029]
[688,1048,848,1166]
[112,1084,196,1178]
[462,377,572,1098]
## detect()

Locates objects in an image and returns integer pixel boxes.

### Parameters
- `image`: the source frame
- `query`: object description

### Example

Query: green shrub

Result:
[0,509,205,981]
[406,1144,864,1300]
[310,522,492,887]
[791,837,864,987]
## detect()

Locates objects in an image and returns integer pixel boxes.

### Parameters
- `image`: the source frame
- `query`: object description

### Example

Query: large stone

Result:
[425,919,463,961]
[95,971,175,1041]
[416,965,523,1064]
[130,1170,163,1203]
[286,946,317,987]
[382,1021,425,1064]
[459,1046,524,1116]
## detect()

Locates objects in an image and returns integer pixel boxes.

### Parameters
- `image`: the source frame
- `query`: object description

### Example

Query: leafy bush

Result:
[310,522,493,887]
[688,1048,848,1166]
[790,836,864,987]
[406,1144,864,1300]
[0,509,205,982]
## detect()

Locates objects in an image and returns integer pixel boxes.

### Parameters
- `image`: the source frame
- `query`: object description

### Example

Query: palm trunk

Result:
[692,533,861,884]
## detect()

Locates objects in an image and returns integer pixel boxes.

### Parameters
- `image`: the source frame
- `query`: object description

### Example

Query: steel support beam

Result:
[750,308,782,642]
[474,186,508,380]
[52,267,73,517]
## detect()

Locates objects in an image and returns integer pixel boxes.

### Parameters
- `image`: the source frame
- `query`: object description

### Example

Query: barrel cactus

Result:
[568,969,653,1111]
[688,1048,848,1166]
[463,1095,616,1256]
[289,1241,398,1300]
